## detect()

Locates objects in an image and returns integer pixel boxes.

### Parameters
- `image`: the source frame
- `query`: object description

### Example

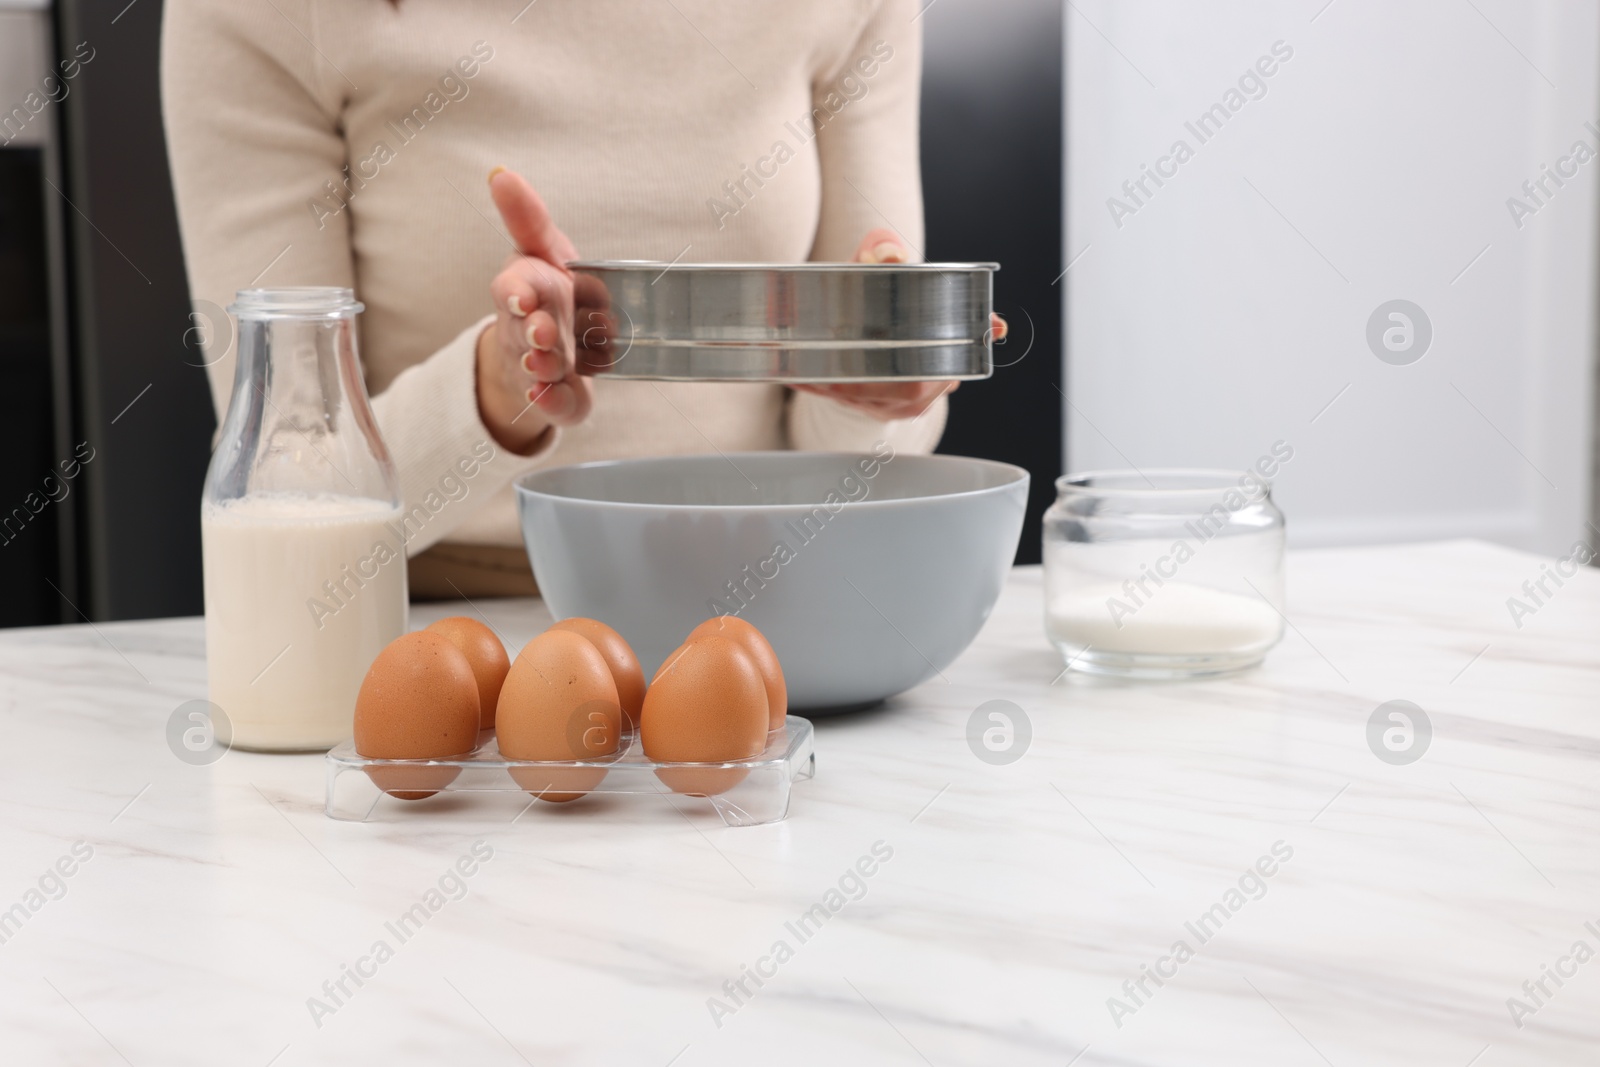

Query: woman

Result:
[163,0,987,596]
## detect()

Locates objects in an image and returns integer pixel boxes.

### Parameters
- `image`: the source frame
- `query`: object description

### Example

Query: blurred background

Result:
[0,0,1063,627]
[2,0,1596,628]
[2,0,211,627]
[1068,0,1597,557]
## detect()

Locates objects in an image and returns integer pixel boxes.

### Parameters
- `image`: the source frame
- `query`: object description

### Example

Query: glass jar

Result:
[1042,468,1286,679]
[201,288,407,751]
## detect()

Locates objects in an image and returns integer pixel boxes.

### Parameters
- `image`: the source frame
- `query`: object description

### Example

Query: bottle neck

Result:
[233,314,353,441]
[207,311,397,506]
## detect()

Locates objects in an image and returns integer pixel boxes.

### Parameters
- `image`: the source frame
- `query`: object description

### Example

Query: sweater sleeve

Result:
[789,0,947,454]
[161,0,554,555]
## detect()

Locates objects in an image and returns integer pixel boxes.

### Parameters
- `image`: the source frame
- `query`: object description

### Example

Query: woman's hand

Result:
[789,229,1008,422]
[475,167,593,453]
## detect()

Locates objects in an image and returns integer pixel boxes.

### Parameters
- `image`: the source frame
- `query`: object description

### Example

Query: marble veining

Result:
[0,540,1596,1065]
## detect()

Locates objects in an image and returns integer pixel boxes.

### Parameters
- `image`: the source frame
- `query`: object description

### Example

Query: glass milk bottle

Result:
[201,288,407,751]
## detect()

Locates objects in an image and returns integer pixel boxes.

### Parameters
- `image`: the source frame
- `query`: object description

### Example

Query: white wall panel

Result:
[1065,0,1597,553]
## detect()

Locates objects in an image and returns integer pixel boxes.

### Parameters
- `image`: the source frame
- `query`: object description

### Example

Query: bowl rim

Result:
[515,450,1030,512]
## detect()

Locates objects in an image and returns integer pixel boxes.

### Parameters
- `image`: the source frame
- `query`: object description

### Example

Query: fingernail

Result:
[487,165,507,185]
[526,322,551,351]
[521,352,536,374]
[873,242,905,264]
[507,294,526,317]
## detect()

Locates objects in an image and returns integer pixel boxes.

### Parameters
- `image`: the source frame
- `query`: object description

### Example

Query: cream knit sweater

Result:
[161,0,945,552]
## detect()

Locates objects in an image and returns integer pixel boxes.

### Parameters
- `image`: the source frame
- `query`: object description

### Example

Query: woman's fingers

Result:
[491,256,575,370]
[492,253,573,325]
[572,272,620,370]
[853,227,910,264]
[528,375,594,423]
[489,264,567,372]
[488,266,541,326]
[488,167,579,265]
[505,319,572,394]
[475,170,592,446]
[484,246,588,425]
[849,232,1005,344]
[518,311,563,371]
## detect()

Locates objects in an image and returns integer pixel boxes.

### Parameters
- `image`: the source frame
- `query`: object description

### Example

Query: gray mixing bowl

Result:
[515,451,1028,711]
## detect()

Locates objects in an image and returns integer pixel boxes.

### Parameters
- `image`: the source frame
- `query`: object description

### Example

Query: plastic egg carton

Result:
[324,716,814,827]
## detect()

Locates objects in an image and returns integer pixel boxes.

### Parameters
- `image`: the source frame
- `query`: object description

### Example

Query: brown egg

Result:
[549,617,646,731]
[425,616,510,733]
[687,616,787,731]
[641,635,769,796]
[651,643,693,685]
[497,629,622,802]
[354,631,480,800]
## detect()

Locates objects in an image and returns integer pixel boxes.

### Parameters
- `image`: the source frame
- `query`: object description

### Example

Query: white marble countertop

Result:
[1,540,1597,1066]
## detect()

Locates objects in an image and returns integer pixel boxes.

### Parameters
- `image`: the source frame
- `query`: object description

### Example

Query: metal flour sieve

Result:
[567,261,998,382]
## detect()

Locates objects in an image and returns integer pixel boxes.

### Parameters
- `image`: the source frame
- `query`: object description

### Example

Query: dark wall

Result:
[0,147,65,626]
[56,0,214,621]
[922,0,1064,566]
